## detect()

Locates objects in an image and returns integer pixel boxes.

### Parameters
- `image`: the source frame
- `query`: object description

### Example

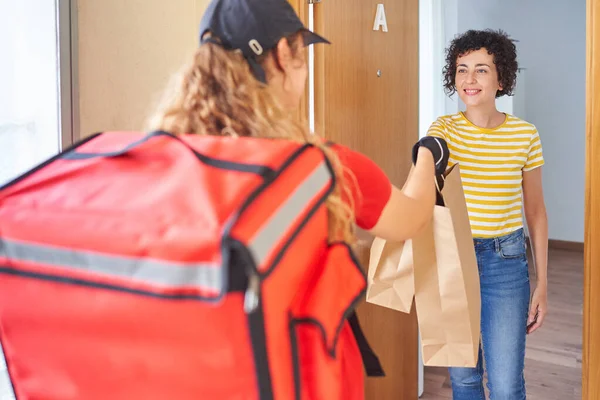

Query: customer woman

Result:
[428,29,548,399]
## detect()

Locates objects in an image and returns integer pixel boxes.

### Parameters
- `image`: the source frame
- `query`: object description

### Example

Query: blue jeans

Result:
[449,229,530,400]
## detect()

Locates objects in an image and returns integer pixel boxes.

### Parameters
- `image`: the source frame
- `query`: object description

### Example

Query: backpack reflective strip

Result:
[0,239,222,293]
[248,161,331,266]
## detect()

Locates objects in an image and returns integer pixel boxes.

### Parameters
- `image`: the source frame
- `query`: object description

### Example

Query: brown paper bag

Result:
[413,164,481,367]
[366,237,414,313]
[366,164,480,368]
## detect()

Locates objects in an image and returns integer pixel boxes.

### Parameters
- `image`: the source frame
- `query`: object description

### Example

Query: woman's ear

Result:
[274,37,293,71]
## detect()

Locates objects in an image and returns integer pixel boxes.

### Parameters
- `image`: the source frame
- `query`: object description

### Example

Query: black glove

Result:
[411,136,449,176]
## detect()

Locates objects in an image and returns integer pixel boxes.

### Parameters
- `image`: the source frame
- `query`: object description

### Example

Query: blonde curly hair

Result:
[147,32,357,244]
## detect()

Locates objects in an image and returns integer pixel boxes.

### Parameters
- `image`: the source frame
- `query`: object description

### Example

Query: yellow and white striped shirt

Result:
[428,112,544,238]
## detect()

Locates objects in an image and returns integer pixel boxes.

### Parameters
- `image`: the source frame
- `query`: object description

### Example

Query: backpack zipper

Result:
[244,268,260,313]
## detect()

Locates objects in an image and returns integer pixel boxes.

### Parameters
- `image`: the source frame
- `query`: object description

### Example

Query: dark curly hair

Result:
[443,29,518,98]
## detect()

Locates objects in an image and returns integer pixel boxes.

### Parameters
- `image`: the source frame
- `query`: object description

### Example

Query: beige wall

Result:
[76,0,210,137]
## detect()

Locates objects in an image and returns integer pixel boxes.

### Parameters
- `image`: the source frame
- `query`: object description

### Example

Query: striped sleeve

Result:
[426,119,447,140]
[523,128,545,171]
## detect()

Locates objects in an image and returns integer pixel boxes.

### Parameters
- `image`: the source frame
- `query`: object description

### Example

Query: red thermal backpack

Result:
[0,131,383,400]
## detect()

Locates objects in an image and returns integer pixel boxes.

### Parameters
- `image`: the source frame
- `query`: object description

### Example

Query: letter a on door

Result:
[373,4,388,32]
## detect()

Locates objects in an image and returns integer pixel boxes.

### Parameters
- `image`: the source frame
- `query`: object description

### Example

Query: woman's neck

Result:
[463,104,505,129]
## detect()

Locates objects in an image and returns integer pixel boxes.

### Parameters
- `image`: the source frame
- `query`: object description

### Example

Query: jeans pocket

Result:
[499,232,527,260]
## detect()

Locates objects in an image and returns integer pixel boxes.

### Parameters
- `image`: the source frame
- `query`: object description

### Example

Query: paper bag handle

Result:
[435,175,446,207]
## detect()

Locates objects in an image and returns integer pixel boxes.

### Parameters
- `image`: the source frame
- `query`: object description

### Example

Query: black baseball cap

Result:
[199,0,330,82]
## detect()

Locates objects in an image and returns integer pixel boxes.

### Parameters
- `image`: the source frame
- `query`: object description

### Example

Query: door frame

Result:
[583,0,599,397]
[58,0,80,148]
[289,1,310,125]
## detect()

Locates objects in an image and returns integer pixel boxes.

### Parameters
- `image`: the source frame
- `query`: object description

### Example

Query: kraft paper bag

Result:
[413,164,481,368]
[366,237,414,313]
[366,164,481,368]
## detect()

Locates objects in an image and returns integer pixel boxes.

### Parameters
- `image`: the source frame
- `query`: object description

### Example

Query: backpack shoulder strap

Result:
[347,310,385,377]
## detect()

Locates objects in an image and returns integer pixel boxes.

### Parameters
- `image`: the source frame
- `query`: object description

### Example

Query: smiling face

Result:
[455,48,502,108]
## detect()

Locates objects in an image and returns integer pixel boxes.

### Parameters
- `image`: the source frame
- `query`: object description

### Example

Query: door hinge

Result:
[307,0,322,4]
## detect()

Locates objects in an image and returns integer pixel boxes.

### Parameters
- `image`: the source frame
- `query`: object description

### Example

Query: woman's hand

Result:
[412,136,449,176]
[527,284,547,334]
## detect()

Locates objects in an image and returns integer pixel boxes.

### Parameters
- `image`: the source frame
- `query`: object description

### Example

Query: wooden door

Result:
[312,1,420,398]
[584,0,600,398]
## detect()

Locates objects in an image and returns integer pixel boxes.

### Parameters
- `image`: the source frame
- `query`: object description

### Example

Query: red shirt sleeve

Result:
[329,144,392,230]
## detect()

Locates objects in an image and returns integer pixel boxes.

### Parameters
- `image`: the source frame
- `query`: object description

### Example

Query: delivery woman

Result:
[148,0,449,247]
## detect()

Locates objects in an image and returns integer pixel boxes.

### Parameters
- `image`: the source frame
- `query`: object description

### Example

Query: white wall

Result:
[440,0,586,242]
[442,0,460,115]
[419,0,446,138]
[0,0,61,186]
